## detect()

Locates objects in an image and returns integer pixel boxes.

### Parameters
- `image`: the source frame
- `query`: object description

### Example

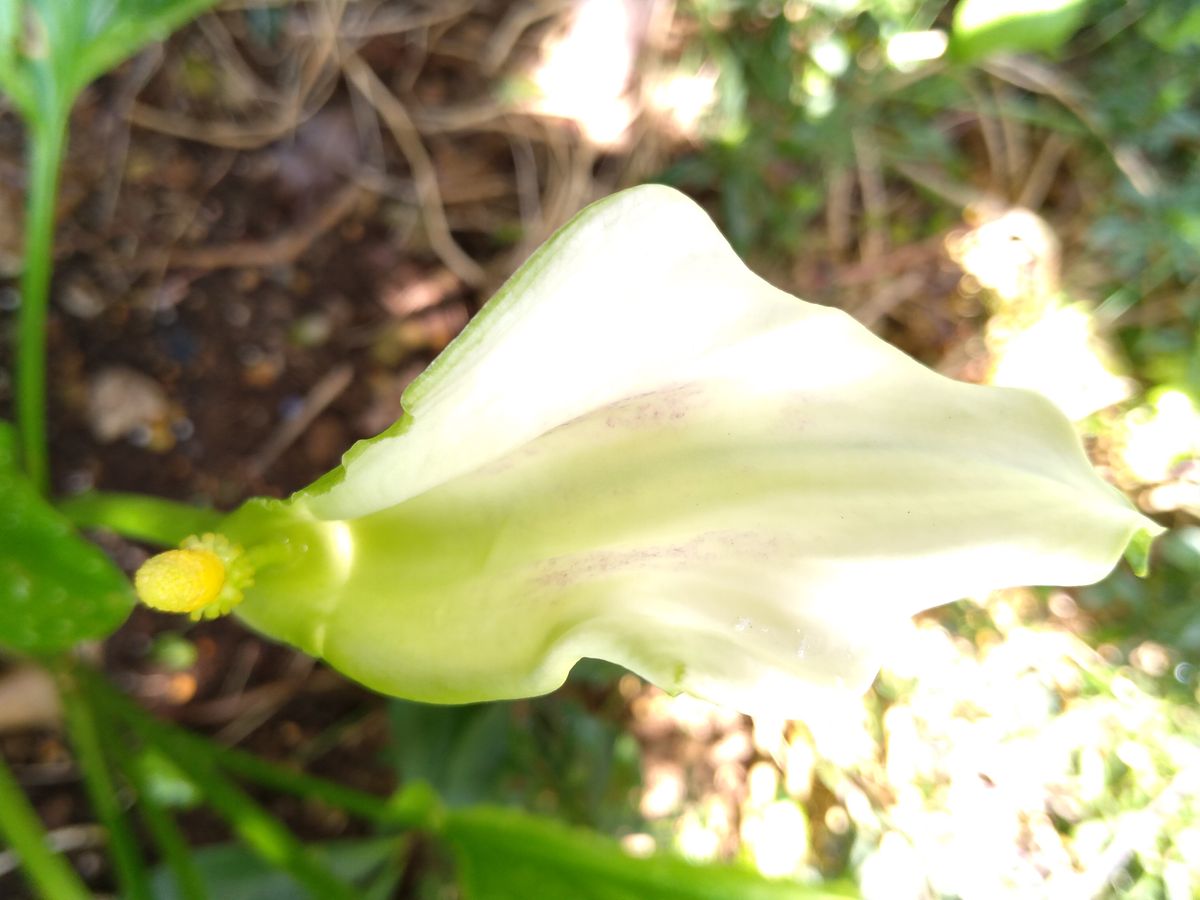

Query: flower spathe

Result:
[136,185,1160,717]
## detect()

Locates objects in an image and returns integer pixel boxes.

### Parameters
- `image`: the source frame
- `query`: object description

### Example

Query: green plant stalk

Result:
[58,491,225,547]
[103,692,357,899]
[86,673,439,830]
[16,107,69,494]
[150,733,358,900]
[133,796,207,900]
[210,741,438,830]
[60,681,153,900]
[0,752,91,900]
[122,755,208,900]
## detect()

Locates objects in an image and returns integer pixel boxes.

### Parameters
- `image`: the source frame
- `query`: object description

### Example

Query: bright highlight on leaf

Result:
[156,185,1161,717]
[950,0,1090,63]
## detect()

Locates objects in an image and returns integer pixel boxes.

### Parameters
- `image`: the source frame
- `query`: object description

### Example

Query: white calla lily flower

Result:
[136,185,1160,716]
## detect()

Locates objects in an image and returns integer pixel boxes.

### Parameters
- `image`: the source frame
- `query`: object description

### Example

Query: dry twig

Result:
[341,52,486,285]
[964,76,1007,194]
[826,165,855,259]
[127,0,347,148]
[292,0,474,40]
[245,363,355,479]
[890,160,988,210]
[0,826,107,878]
[852,125,889,261]
[482,0,573,74]
[144,181,365,272]
[1017,132,1072,211]
[984,55,1160,197]
[991,78,1029,195]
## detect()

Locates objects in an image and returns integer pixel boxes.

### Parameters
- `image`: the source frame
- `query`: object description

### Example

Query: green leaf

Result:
[0,421,16,470]
[1140,2,1200,53]
[386,700,514,808]
[444,806,847,900]
[1123,526,1158,578]
[0,0,18,75]
[0,423,133,655]
[148,838,406,900]
[950,0,1090,63]
[0,0,219,116]
[385,695,643,831]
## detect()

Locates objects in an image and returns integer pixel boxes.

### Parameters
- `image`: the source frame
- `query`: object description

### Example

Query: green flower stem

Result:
[59,680,152,900]
[90,680,357,900]
[0,752,91,900]
[88,674,439,831]
[133,797,207,900]
[58,491,225,547]
[121,753,208,900]
[210,742,439,831]
[16,107,69,495]
[139,730,357,900]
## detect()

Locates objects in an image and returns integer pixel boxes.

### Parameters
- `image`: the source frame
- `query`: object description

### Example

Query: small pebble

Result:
[58,276,106,319]
[86,366,172,445]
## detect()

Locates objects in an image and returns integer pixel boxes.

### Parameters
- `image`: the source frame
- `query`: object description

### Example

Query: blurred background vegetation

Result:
[0,0,1197,897]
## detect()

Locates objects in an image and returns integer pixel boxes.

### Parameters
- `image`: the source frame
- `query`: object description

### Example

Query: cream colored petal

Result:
[225,185,1158,716]
[233,326,1154,716]
[298,185,822,520]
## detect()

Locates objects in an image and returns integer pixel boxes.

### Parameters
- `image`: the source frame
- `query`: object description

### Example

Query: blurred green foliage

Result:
[149,838,408,900]
[1085,2,1200,398]
[386,665,642,832]
[444,805,848,900]
[665,0,1198,613]
[652,4,1199,894]
[1082,527,1200,688]
[664,0,959,255]
[0,422,132,655]
[665,0,1199,374]
[949,0,1090,62]
[0,0,221,114]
